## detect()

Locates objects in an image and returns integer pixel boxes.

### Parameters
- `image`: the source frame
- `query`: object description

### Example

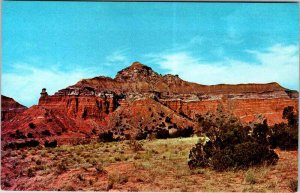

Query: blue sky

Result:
[2,2,299,107]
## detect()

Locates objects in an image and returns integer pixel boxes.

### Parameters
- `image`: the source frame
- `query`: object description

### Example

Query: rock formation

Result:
[2,62,298,147]
[1,95,27,121]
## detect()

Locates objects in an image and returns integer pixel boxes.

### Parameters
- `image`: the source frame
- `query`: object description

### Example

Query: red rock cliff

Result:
[2,62,298,146]
[40,62,297,125]
[1,95,27,121]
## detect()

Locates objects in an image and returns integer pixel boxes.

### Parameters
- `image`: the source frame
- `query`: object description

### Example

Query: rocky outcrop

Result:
[43,61,297,124]
[160,98,298,126]
[39,93,119,120]
[1,62,298,147]
[55,62,296,98]
[1,95,27,121]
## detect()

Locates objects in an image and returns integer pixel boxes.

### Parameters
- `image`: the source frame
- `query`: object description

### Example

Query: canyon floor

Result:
[1,137,297,192]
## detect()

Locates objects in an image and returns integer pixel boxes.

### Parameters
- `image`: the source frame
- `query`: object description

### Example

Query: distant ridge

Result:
[1,95,27,121]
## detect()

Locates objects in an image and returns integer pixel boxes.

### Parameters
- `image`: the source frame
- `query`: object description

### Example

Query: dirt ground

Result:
[1,137,298,192]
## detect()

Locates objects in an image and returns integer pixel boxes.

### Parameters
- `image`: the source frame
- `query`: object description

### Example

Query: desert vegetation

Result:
[1,137,297,192]
[269,106,298,150]
[188,106,298,171]
[1,106,298,192]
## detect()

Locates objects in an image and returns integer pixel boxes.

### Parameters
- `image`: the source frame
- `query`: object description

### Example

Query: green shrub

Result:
[95,164,107,174]
[56,162,68,174]
[155,128,169,139]
[41,130,51,136]
[135,131,148,140]
[14,130,26,139]
[44,140,57,148]
[99,131,114,142]
[128,140,144,152]
[234,142,278,166]
[188,141,211,169]
[3,178,11,187]
[189,108,278,171]
[77,174,85,181]
[189,133,278,171]
[269,123,298,150]
[4,140,40,149]
[36,160,42,165]
[177,126,194,138]
[245,169,257,184]
[165,116,172,123]
[27,133,34,138]
[28,123,36,129]
[211,148,235,171]
[283,106,298,127]
[27,168,35,177]
[268,106,298,150]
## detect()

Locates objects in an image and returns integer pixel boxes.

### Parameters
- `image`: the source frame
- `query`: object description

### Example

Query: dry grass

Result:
[1,136,298,192]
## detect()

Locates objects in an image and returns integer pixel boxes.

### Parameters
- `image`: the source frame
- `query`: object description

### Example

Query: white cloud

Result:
[2,64,101,107]
[2,49,130,107]
[105,50,128,64]
[148,44,299,90]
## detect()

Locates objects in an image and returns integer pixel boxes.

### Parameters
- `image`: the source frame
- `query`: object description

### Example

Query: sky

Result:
[2,2,299,107]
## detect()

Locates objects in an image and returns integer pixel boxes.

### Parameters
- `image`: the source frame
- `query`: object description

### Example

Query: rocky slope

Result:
[1,95,27,121]
[59,62,295,97]
[2,62,298,147]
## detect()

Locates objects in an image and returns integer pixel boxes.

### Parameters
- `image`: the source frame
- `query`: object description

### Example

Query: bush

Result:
[233,142,278,167]
[124,134,131,140]
[41,130,51,136]
[177,126,194,138]
[155,128,169,139]
[252,120,269,145]
[27,168,35,177]
[95,164,107,174]
[268,106,298,150]
[159,112,165,117]
[189,135,278,171]
[210,148,235,171]
[9,133,15,138]
[44,140,57,148]
[15,130,26,139]
[244,169,257,184]
[283,106,298,127]
[188,140,211,169]
[28,123,36,129]
[99,131,114,142]
[26,140,40,147]
[188,108,279,171]
[27,133,33,138]
[92,129,97,135]
[165,116,172,123]
[135,131,148,140]
[269,123,298,150]
[4,140,39,149]
[128,140,144,152]
[77,174,85,181]
[56,162,68,174]
[36,160,42,165]
[169,126,194,138]
[3,178,11,187]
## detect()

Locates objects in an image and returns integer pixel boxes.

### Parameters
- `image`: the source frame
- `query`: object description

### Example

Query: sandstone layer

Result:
[2,62,298,147]
[1,95,27,121]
